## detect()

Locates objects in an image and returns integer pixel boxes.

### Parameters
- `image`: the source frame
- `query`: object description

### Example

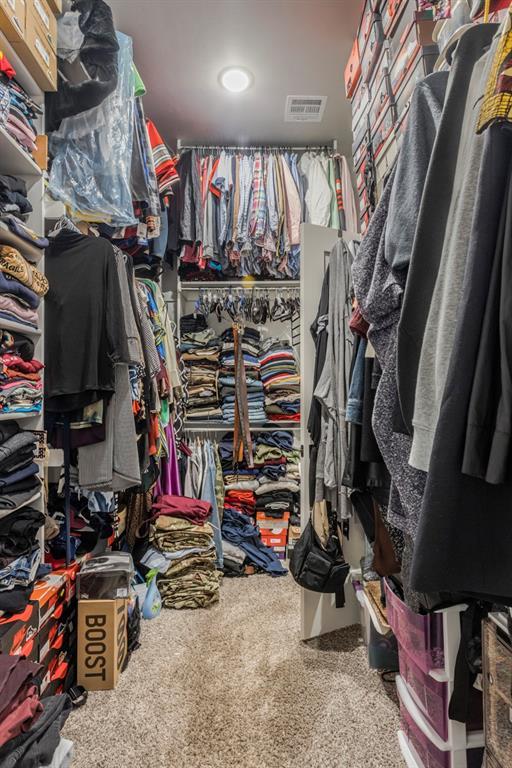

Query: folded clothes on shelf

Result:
[0,52,43,161]
[260,337,300,422]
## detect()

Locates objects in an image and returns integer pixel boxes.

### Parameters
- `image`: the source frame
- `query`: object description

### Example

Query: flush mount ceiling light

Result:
[219,67,253,93]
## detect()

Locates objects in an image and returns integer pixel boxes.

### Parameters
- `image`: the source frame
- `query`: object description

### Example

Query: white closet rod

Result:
[177,139,339,152]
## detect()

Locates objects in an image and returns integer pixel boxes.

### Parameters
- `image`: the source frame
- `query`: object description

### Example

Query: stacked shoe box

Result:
[344,0,438,231]
[385,579,485,768]
[0,565,79,695]
[31,566,79,697]
[257,511,290,561]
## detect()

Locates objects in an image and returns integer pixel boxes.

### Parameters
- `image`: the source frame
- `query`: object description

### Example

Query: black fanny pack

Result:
[290,512,350,608]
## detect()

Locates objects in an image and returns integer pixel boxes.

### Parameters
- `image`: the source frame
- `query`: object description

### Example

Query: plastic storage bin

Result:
[400,647,450,741]
[385,578,445,675]
[352,577,398,670]
[399,707,484,768]
[398,678,485,768]
[400,645,483,743]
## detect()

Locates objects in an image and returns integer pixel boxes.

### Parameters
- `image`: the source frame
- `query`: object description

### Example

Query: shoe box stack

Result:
[258,511,289,561]
[482,613,512,768]
[385,579,485,768]
[0,0,60,91]
[0,562,79,697]
[76,553,133,692]
[344,0,438,233]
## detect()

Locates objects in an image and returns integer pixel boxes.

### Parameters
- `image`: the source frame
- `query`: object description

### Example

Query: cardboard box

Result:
[12,1,57,91]
[27,0,56,51]
[33,134,48,171]
[77,599,127,691]
[0,0,25,42]
[0,602,38,654]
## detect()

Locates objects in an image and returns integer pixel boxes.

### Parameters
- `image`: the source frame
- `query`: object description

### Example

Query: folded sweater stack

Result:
[0,52,42,158]
[0,246,47,339]
[260,337,300,422]
[180,314,222,422]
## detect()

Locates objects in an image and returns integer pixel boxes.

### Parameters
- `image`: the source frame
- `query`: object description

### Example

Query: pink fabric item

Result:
[5,118,36,151]
[0,295,38,325]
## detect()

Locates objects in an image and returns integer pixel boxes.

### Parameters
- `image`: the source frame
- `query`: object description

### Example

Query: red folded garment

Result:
[1,355,44,373]
[151,494,212,525]
[0,684,42,748]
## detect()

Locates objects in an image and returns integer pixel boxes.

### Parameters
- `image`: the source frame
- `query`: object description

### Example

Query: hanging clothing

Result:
[313,239,353,519]
[45,229,129,413]
[396,23,498,436]
[410,127,512,601]
[410,42,495,471]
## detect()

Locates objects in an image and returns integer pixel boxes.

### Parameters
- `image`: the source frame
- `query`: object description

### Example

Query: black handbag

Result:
[290,507,350,608]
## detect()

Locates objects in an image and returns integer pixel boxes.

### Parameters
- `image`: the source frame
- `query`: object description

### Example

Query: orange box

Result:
[344,38,361,98]
[260,527,288,548]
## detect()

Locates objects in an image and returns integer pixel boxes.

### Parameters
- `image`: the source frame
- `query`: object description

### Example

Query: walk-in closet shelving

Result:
[0,29,47,558]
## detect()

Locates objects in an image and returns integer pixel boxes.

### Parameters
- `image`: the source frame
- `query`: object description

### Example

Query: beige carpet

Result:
[64,574,403,768]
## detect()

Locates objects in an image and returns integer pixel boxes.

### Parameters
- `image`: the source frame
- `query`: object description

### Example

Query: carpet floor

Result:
[64,574,403,768]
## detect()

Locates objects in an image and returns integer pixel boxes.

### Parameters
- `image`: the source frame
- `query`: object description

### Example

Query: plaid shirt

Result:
[249,152,267,239]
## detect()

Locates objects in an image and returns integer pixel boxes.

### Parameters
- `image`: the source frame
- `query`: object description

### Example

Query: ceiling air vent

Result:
[285,95,327,123]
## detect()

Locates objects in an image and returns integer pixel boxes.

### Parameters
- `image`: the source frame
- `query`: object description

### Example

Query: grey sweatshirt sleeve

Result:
[384,71,449,272]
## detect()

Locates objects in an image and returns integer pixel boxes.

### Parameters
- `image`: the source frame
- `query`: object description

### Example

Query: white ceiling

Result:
[109,0,360,154]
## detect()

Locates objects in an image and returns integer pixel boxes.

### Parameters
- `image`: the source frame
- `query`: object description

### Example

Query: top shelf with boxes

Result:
[0,0,59,94]
[344,0,438,233]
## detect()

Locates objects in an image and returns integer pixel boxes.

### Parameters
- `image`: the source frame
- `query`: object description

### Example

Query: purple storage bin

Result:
[401,704,448,768]
[385,578,445,674]
[400,705,485,768]
[400,646,449,741]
